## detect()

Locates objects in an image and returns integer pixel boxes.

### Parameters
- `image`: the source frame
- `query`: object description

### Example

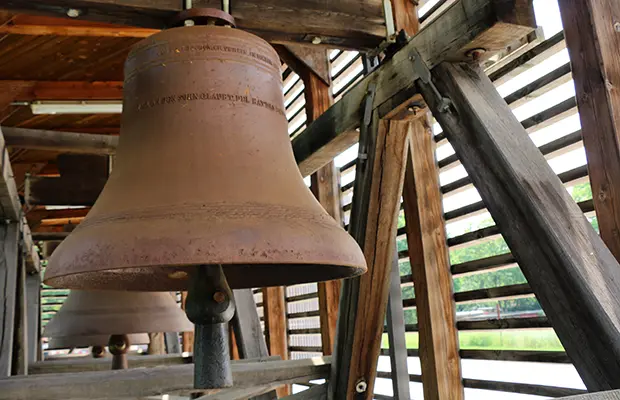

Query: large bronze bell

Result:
[43,290,194,338]
[43,9,367,388]
[44,20,366,292]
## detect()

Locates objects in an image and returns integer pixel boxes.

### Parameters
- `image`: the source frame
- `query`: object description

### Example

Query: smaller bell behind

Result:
[43,290,194,341]
[47,333,149,350]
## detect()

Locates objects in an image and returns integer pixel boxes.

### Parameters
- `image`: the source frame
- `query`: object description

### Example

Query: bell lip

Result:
[44,262,367,292]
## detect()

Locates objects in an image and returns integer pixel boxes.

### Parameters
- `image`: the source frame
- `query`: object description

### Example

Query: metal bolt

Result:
[614,22,620,32]
[213,291,227,304]
[355,380,367,393]
[311,36,322,45]
[66,8,81,18]
[466,47,487,61]
[184,19,195,27]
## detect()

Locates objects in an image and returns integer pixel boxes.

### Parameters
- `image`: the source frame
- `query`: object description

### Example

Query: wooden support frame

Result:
[2,127,118,155]
[402,115,463,399]
[557,0,620,261]
[419,61,620,391]
[291,0,535,178]
[0,356,330,400]
[331,115,409,399]
[11,253,28,375]
[262,286,290,397]
[0,223,20,377]
[25,273,40,364]
[0,0,387,49]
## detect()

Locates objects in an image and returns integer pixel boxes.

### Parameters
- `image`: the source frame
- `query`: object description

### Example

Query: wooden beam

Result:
[293,52,342,357]
[30,232,69,241]
[385,247,411,400]
[561,390,620,399]
[28,354,279,375]
[291,0,535,177]
[20,219,41,273]
[2,127,118,155]
[25,175,106,206]
[402,115,463,399]
[11,254,27,375]
[0,128,21,221]
[391,0,420,36]
[556,0,620,261]
[0,0,386,49]
[196,385,282,400]
[331,117,409,399]
[262,286,290,397]
[281,384,328,399]
[25,273,40,364]
[0,14,158,37]
[419,61,620,391]
[0,223,19,377]
[1,81,124,101]
[231,289,277,400]
[283,45,331,85]
[1,356,330,400]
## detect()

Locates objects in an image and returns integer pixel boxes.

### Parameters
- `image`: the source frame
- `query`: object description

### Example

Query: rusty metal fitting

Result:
[465,47,487,61]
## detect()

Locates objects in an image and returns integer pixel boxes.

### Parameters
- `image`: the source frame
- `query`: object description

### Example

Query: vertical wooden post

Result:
[0,223,19,377]
[301,54,343,356]
[262,286,289,397]
[25,272,40,363]
[180,291,194,353]
[420,61,620,391]
[385,247,411,400]
[147,333,166,355]
[331,115,410,399]
[557,0,620,260]
[232,289,277,400]
[402,116,463,399]
[11,253,28,375]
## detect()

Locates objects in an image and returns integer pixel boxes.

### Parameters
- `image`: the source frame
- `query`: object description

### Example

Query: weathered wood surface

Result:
[25,175,107,206]
[385,247,411,400]
[561,390,620,399]
[1,356,330,400]
[2,127,118,155]
[0,0,387,49]
[281,384,328,399]
[557,0,620,261]
[25,273,40,364]
[0,14,158,37]
[419,62,620,391]
[11,256,28,375]
[331,118,409,399]
[463,378,586,397]
[298,57,342,357]
[195,384,280,400]
[284,45,331,85]
[21,220,41,273]
[402,115,463,399]
[0,128,21,221]
[28,354,280,375]
[231,288,277,400]
[0,223,19,377]
[262,286,290,397]
[31,232,70,241]
[1,80,124,101]
[292,0,535,177]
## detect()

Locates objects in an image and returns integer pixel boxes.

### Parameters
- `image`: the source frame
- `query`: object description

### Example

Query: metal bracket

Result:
[357,82,377,165]
[410,49,451,113]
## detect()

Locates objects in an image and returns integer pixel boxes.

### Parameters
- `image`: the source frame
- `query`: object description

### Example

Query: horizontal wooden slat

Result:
[459,349,570,363]
[457,317,551,330]
[462,378,586,397]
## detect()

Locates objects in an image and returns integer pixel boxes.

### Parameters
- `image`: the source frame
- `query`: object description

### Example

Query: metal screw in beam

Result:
[355,379,368,393]
[614,22,620,32]
[66,8,81,18]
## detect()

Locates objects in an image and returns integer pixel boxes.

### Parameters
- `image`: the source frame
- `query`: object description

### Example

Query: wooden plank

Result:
[30,232,69,241]
[20,220,40,273]
[2,80,124,101]
[463,378,586,397]
[296,56,342,357]
[291,0,535,177]
[561,390,620,399]
[28,354,280,375]
[0,14,158,37]
[459,349,571,363]
[11,255,27,375]
[331,117,409,399]
[402,115,463,400]
[0,128,21,221]
[418,61,620,391]
[283,45,331,85]
[25,273,40,364]
[0,223,19,377]
[231,289,277,400]
[262,286,290,397]
[2,127,118,155]
[0,356,331,400]
[196,384,282,400]
[557,0,620,261]
[385,247,411,400]
[281,384,328,400]
[25,175,107,206]
[0,0,387,49]
[391,0,420,36]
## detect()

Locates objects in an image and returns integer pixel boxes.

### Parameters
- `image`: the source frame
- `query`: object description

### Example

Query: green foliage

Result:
[571,182,593,202]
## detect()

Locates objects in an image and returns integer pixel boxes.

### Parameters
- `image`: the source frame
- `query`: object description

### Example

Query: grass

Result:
[382,329,564,352]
